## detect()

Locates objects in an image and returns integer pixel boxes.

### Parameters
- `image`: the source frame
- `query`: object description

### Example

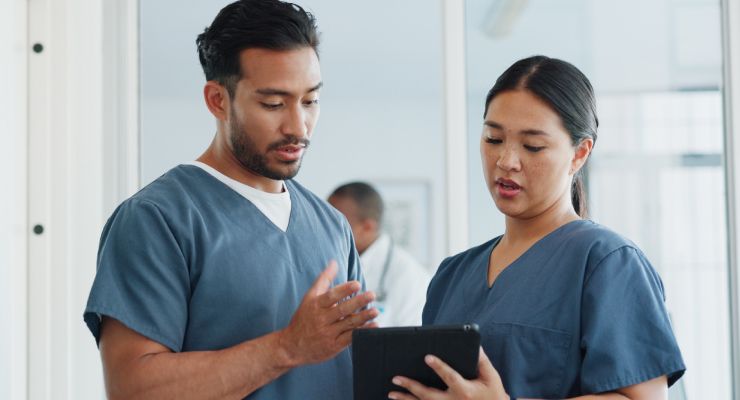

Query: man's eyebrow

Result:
[484,121,549,136]
[256,82,323,96]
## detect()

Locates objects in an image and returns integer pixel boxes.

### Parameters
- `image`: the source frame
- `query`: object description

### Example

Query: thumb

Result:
[477,347,500,383]
[308,260,338,297]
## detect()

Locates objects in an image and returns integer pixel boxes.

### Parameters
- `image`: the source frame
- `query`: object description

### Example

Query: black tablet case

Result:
[352,324,480,400]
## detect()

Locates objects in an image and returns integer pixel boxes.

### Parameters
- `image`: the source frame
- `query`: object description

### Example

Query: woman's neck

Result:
[502,199,580,246]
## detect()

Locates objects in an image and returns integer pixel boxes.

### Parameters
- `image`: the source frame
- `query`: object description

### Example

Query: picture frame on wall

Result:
[371,179,432,267]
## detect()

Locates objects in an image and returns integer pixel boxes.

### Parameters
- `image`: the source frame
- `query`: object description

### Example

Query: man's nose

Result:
[281,105,309,138]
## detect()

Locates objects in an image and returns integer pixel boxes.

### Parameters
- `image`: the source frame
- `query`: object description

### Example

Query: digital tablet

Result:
[352,324,480,400]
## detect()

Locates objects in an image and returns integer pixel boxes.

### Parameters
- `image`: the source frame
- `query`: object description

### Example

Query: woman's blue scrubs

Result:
[423,220,685,398]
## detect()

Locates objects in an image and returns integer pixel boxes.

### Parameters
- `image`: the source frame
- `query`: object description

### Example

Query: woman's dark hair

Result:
[484,55,598,218]
[196,0,320,98]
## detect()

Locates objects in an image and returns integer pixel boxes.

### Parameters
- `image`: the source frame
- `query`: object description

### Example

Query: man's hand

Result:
[277,260,379,366]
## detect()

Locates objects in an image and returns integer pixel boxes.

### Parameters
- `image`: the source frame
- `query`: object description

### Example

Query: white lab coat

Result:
[360,233,431,327]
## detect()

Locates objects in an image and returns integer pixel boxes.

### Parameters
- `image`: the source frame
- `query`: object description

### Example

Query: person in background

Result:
[83,1,378,399]
[388,56,685,400]
[329,182,431,327]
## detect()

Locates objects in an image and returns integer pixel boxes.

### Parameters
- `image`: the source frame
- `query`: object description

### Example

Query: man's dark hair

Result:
[330,182,384,224]
[196,0,320,98]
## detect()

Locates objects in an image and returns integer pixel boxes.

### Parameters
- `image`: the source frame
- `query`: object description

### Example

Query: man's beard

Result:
[228,116,310,181]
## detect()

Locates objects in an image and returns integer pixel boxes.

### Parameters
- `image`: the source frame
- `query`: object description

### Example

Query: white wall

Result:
[0,1,28,399]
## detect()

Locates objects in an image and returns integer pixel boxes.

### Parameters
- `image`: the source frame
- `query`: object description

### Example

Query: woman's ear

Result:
[570,138,594,175]
[203,81,230,121]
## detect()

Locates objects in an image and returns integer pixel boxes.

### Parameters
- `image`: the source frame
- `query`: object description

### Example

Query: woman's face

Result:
[480,89,591,220]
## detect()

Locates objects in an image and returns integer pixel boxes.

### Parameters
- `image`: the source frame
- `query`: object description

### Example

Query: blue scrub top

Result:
[84,165,362,400]
[423,220,685,398]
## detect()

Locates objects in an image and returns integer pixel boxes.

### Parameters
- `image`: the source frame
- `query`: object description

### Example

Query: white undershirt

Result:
[188,161,292,232]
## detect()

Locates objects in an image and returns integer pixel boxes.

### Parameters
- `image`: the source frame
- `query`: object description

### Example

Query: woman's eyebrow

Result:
[484,121,549,136]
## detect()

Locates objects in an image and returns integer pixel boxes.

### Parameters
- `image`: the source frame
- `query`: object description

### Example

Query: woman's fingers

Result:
[424,355,465,389]
[387,390,419,400]
[390,376,443,400]
[476,347,498,381]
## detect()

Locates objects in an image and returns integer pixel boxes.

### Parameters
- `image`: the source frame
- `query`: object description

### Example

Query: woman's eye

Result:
[304,99,320,107]
[261,103,282,110]
[524,145,545,153]
[485,137,502,144]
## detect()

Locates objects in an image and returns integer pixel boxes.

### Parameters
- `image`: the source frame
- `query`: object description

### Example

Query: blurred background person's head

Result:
[328,181,384,254]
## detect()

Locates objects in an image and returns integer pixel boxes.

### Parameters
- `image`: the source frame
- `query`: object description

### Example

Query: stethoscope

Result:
[375,239,395,304]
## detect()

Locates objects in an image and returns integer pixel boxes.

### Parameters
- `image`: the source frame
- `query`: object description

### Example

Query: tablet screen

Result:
[352,324,480,400]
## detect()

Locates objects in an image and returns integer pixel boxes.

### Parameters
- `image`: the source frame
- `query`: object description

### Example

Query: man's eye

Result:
[485,137,502,144]
[524,145,545,152]
[261,103,282,110]
[304,99,320,106]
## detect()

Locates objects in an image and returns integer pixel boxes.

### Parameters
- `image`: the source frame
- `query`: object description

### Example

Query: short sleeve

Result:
[343,217,366,291]
[83,199,190,351]
[580,246,685,392]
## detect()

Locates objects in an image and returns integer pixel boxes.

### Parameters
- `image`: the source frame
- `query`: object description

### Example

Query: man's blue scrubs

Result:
[84,165,362,399]
[423,220,685,399]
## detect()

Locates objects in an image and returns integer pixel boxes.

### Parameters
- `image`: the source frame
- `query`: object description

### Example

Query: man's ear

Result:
[203,81,229,121]
[570,138,594,175]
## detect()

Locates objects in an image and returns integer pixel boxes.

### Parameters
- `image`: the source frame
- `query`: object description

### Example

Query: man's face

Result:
[227,47,322,180]
[328,195,377,254]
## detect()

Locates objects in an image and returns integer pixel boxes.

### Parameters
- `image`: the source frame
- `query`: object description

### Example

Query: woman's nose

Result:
[496,147,521,171]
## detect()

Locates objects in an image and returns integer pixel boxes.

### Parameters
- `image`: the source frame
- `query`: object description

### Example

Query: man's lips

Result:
[273,144,306,162]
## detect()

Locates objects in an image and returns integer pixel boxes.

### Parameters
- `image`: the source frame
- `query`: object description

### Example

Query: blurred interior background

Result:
[2,0,740,398]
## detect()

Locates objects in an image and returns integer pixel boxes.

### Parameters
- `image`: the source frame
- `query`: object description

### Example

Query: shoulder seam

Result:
[583,245,640,286]
[129,198,189,264]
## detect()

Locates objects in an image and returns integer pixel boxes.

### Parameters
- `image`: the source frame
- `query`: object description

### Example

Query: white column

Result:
[28,0,139,398]
[722,0,740,396]
[0,0,28,399]
[443,0,469,255]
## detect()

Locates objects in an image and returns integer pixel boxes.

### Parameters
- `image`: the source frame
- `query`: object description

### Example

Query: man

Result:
[328,182,430,327]
[83,1,378,398]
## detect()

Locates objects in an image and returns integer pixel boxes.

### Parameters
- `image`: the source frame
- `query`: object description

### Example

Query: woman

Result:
[389,56,685,400]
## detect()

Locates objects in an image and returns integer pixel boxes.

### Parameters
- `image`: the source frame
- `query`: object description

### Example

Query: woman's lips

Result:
[495,178,521,199]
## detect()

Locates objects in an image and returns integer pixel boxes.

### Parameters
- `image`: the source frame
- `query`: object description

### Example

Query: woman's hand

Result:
[388,347,510,400]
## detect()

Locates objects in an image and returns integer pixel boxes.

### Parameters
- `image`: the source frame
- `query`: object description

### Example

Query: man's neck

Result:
[357,232,381,255]
[197,136,284,193]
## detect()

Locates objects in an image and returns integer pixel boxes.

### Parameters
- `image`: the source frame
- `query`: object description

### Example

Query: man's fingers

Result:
[328,290,375,320]
[340,307,379,331]
[357,321,379,329]
[318,280,363,308]
[334,308,380,346]
[424,355,465,389]
[307,261,338,297]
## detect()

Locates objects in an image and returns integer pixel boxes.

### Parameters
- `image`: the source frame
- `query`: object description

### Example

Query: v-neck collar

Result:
[183,164,296,234]
[484,219,585,291]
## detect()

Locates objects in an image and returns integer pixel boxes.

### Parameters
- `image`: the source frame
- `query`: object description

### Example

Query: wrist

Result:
[272,330,301,369]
